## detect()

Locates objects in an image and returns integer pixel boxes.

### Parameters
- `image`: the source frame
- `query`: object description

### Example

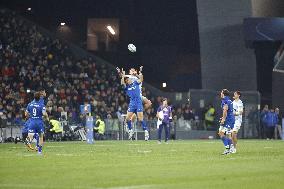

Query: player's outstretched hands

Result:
[139,66,143,74]
[116,67,121,74]
[121,68,126,76]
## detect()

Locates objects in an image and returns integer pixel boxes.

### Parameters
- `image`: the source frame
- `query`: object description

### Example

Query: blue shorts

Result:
[224,121,235,129]
[28,119,45,134]
[128,100,143,113]
[22,119,30,134]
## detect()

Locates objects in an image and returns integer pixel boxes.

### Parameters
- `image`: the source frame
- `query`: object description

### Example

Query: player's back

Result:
[27,101,45,120]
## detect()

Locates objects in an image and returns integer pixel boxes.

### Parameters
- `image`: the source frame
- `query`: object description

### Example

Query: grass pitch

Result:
[0,140,283,189]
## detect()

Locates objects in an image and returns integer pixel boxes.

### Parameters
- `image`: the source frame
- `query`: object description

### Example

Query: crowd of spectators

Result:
[1,9,276,137]
[0,9,204,131]
[260,105,283,140]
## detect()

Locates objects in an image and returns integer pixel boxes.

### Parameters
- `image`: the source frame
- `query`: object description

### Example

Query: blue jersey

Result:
[221,96,235,127]
[125,81,143,113]
[26,100,46,120]
[125,81,142,101]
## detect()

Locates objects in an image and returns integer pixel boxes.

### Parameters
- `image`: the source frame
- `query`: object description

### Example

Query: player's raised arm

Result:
[116,67,123,78]
[137,66,144,83]
[120,68,126,86]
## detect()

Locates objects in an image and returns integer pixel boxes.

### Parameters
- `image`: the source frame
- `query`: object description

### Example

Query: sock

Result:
[38,145,43,153]
[221,136,228,147]
[140,120,147,131]
[34,134,39,148]
[227,138,232,148]
[127,120,132,130]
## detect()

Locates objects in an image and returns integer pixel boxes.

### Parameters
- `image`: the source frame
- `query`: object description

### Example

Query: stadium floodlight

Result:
[106,25,115,35]
[60,22,66,26]
[162,83,167,88]
[27,7,32,11]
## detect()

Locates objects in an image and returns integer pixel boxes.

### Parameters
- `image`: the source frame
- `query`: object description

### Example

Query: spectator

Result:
[260,105,269,139]
[183,108,194,121]
[48,118,63,141]
[275,108,282,139]
[94,115,105,140]
[204,104,215,130]
[265,108,277,140]
[13,113,24,126]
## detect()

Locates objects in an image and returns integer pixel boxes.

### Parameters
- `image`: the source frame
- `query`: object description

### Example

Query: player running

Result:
[218,89,235,155]
[120,68,149,141]
[25,92,49,154]
[231,91,243,153]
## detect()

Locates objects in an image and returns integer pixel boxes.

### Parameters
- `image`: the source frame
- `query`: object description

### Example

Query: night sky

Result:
[0,0,199,53]
[0,0,201,90]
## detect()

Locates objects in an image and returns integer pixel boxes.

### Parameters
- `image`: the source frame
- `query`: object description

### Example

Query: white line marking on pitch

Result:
[105,184,158,189]
[0,184,158,189]
[55,153,77,157]
[137,150,152,154]
[46,146,64,148]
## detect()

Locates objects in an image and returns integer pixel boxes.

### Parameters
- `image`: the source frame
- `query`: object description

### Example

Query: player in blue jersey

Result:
[156,98,172,144]
[218,89,235,155]
[120,68,149,141]
[25,92,49,154]
[23,89,46,150]
[116,67,152,110]
[127,67,152,130]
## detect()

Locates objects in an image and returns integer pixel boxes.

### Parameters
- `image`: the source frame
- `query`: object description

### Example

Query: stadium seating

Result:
[0,8,210,138]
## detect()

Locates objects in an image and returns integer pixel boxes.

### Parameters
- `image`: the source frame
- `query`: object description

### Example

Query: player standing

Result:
[231,91,243,153]
[156,98,172,144]
[120,68,149,141]
[25,92,49,154]
[23,89,46,150]
[218,89,235,155]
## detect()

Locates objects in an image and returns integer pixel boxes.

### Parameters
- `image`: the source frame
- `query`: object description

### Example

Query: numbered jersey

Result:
[26,100,46,120]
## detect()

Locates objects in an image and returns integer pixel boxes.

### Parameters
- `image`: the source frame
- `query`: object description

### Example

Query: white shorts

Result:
[219,126,232,135]
[233,120,242,133]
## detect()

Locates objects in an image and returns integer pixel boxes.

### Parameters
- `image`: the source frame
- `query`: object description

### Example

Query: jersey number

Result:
[32,108,37,116]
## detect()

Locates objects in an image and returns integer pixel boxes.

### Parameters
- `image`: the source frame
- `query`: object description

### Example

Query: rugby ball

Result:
[128,44,136,53]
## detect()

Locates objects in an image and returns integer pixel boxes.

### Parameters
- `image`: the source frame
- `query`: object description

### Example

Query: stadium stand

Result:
[0,9,205,136]
[0,8,263,142]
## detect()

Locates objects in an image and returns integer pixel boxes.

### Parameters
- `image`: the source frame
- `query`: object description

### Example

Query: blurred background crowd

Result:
[0,9,282,140]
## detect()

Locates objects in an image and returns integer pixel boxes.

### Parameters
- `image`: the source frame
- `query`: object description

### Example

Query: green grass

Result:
[0,140,284,189]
